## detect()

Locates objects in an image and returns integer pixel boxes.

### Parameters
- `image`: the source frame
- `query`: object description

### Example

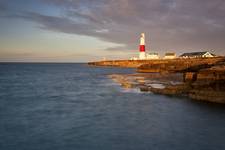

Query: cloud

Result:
[0,1,8,16]
[2,0,225,54]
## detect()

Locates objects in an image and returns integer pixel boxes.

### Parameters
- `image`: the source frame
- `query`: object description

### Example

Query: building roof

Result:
[179,51,216,57]
[165,52,176,56]
[148,52,158,55]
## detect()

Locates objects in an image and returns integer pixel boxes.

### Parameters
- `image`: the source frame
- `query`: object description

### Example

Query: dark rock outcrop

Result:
[108,70,225,103]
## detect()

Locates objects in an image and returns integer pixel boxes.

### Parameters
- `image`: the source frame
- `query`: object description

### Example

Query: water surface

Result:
[0,63,225,150]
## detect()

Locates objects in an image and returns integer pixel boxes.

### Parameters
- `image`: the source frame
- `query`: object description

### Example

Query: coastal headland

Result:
[88,57,225,103]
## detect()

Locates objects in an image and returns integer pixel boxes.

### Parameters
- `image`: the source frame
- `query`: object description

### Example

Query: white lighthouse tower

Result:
[139,33,146,60]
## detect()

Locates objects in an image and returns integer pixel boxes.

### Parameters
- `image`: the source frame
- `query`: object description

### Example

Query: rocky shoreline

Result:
[108,73,225,103]
[89,57,225,103]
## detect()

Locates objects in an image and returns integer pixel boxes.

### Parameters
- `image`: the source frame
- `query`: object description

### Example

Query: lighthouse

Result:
[139,33,146,60]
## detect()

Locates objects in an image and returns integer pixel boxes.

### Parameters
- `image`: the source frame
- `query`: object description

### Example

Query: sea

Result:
[0,63,225,150]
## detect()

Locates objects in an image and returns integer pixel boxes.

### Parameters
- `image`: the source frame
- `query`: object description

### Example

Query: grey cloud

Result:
[3,0,225,54]
[0,1,8,16]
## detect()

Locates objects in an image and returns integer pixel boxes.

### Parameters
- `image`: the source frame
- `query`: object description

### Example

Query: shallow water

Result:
[0,63,225,150]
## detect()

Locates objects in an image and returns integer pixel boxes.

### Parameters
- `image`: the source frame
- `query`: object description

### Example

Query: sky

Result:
[0,0,225,62]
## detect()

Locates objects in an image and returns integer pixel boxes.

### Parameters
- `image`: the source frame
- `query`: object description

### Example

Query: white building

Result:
[146,53,159,59]
[164,52,176,59]
[129,57,138,60]
[180,51,216,58]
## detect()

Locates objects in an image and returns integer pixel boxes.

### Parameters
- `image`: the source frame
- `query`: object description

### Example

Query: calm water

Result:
[0,63,225,150]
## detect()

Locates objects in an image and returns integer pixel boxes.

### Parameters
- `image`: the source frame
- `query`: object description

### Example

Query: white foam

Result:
[149,83,165,89]
[170,81,182,85]
[121,88,142,94]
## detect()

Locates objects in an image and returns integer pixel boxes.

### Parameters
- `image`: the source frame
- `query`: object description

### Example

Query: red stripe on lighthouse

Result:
[139,45,145,52]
